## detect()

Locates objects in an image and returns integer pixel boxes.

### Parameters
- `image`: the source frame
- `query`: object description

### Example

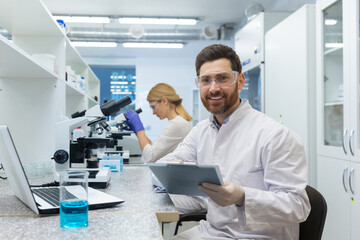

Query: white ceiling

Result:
[41,0,315,59]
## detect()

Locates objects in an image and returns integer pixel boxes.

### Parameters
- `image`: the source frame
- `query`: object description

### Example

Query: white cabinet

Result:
[0,0,99,174]
[316,0,360,161]
[317,156,350,239]
[317,156,360,239]
[316,0,360,239]
[234,12,289,112]
[265,5,316,186]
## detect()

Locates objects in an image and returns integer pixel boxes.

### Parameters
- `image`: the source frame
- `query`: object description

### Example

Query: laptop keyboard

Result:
[32,187,76,207]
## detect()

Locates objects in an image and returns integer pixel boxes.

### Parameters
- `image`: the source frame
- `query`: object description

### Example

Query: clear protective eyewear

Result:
[195,71,239,89]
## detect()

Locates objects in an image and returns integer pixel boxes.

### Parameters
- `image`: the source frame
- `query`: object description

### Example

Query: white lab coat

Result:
[161,100,310,240]
[141,115,192,163]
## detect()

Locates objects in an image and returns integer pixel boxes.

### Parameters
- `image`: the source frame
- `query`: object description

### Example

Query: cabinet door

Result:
[317,0,351,159]
[350,162,360,239]
[348,0,360,162]
[317,156,350,240]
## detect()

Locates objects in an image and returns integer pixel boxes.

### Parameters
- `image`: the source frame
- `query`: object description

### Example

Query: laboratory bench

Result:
[0,164,179,239]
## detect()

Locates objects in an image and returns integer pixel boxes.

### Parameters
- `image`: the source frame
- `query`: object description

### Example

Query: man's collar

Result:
[210,99,245,130]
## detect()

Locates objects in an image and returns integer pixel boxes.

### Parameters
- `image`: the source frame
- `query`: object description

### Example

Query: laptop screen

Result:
[0,125,41,214]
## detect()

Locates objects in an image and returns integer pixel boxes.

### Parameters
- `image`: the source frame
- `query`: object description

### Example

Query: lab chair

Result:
[299,185,327,240]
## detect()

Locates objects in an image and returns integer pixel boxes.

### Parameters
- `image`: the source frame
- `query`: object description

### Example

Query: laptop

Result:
[0,125,124,214]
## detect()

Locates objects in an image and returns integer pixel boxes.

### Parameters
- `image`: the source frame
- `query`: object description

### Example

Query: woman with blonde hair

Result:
[125,83,193,163]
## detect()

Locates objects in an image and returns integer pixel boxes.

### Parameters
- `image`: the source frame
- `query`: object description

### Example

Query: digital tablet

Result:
[147,163,224,196]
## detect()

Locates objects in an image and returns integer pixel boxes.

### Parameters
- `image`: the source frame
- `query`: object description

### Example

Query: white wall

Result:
[264,4,316,186]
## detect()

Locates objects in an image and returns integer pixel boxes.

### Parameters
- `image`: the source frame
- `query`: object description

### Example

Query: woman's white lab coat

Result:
[141,115,192,163]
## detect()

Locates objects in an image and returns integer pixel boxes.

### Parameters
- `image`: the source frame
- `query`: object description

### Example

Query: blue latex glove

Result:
[125,110,144,133]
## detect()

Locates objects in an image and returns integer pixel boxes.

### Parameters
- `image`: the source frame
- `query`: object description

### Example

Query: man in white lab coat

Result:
[160,44,311,239]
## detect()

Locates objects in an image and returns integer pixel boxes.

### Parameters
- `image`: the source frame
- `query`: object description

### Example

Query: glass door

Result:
[357,0,360,159]
[317,0,351,160]
[350,0,360,161]
[322,0,344,148]
[241,64,262,112]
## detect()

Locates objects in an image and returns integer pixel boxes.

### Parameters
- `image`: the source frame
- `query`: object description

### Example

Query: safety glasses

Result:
[195,71,239,89]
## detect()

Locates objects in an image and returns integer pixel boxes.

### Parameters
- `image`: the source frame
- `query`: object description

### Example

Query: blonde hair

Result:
[147,83,193,121]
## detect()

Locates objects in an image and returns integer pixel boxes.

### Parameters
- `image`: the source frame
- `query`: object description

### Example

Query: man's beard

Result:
[201,83,239,115]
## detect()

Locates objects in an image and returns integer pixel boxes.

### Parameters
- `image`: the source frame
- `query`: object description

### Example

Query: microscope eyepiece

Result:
[100,96,132,116]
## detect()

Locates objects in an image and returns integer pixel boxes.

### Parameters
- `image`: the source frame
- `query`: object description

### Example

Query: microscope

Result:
[106,108,142,163]
[52,96,132,188]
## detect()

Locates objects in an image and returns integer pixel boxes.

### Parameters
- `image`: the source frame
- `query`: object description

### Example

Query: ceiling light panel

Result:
[55,16,110,24]
[123,42,184,48]
[118,17,197,25]
[72,41,117,47]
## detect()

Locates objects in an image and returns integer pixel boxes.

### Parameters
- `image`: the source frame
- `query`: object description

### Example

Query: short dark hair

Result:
[195,44,242,76]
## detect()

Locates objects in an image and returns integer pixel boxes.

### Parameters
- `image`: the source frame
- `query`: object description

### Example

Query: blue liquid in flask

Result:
[60,200,88,228]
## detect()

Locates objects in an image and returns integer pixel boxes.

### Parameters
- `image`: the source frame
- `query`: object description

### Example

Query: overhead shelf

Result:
[0,0,101,168]
[65,38,100,102]
[88,97,98,106]
[0,0,63,37]
[66,81,85,97]
[0,34,57,79]
[88,67,100,85]
[66,38,87,74]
